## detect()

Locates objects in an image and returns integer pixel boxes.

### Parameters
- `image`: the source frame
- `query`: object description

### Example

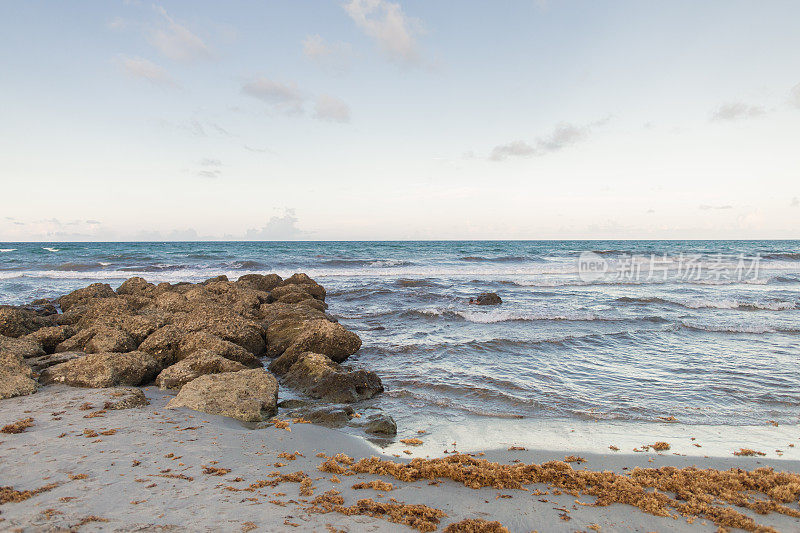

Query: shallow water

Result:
[2,240,799,451]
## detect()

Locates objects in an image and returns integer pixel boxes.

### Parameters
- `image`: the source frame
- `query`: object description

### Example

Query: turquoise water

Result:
[1,240,799,434]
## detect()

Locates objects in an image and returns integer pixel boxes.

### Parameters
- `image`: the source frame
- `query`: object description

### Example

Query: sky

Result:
[1,0,799,241]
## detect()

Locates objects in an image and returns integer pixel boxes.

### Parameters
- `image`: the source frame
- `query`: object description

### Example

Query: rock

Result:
[473,292,502,306]
[268,320,361,374]
[0,306,43,338]
[258,302,327,327]
[364,413,397,436]
[283,352,383,403]
[102,387,149,410]
[155,349,247,390]
[0,372,37,400]
[58,283,116,312]
[23,325,76,353]
[116,277,156,297]
[278,273,326,300]
[176,310,266,356]
[152,291,192,313]
[269,284,316,304]
[277,399,309,409]
[26,351,83,373]
[166,368,278,422]
[138,324,187,367]
[0,334,45,360]
[55,325,136,354]
[201,275,229,284]
[177,331,262,368]
[236,273,282,292]
[40,351,160,388]
[290,406,354,427]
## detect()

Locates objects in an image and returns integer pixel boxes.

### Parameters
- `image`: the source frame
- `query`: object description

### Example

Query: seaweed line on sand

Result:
[319,453,800,533]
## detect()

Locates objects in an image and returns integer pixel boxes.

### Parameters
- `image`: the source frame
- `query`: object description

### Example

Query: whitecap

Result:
[42,247,60,252]
[0,248,15,253]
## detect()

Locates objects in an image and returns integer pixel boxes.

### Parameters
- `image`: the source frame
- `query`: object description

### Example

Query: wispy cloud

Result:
[791,197,799,208]
[710,102,765,122]
[699,204,733,210]
[303,34,353,73]
[241,77,306,114]
[344,0,422,65]
[149,6,211,62]
[314,95,351,123]
[791,83,800,109]
[489,121,602,161]
[117,56,177,87]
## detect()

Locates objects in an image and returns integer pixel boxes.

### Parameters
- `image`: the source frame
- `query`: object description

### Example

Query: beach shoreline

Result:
[2,384,799,532]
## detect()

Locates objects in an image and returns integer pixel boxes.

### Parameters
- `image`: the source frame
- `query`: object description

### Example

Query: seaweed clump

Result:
[1,417,34,434]
[307,490,446,532]
[443,518,510,533]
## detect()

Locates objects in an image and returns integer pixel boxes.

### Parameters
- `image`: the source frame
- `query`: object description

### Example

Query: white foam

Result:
[42,247,59,252]
[0,248,15,253]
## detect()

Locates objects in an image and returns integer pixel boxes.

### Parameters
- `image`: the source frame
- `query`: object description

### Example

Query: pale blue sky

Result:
[1,0,799,240]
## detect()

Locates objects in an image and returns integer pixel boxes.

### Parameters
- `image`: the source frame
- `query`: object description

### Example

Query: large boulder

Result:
[166,368,278,422]
[23,325,76,354]
[364,413,397,436]
[40,351,160,388]
[116,277,156,298]
[26,351,83,373]
[0,334,45,361]
[0,335,38,399]
[0,307,44,338]
[259,302,327,327]
[268,320,361,374]
[473,292,502,306]
[236,273,282,292]
[0,372,37,400]
[155,349,246,390]
[58,283,116,312]
[176,310,266,356]
[177,331,262,368]
[283,352,383,403]
[269,284,317,304]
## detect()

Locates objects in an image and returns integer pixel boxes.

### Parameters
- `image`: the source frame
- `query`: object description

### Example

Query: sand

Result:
[1,385,799,532]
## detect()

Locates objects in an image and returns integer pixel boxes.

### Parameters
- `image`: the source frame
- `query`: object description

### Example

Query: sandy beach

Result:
[2,384,800,532]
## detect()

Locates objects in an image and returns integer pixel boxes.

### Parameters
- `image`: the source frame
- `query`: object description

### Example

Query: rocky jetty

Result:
[0,273,383,423]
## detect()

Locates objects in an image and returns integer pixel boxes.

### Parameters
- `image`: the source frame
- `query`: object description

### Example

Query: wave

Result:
[119,264,189,272]
[54,262,106,272]
[0,248,15,253]
[402,307,668,324]
[227,260,267,270]
[616,296,796,311]
[319,259,414,267]
[42,247,59,252]
[681,321,800,334]
[459,255,530,263]
[762,253,800,260]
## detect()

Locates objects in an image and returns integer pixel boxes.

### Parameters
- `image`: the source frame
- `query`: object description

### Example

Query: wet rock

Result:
[258,302,327,327]
[283,352,383,403]
[269,284,317,304]
[290,406,354,428]
[55,325,136,354]
[155,349,247,390]
[0,306,44,338]
[176,310,266,356]
[58,283,116,312]
[268,320,361,374]
[364,413,397,436]
[236,273,282,292]
[40,351,160,388]
[177,331,262,368]
[473,292,502,305]
[23,325,76,354]
[102,387,149,409]
[166,368,278,422]
[277,399,309,409]
[116,277,156,298]
[201,275,229,284]
[26,351,83,373]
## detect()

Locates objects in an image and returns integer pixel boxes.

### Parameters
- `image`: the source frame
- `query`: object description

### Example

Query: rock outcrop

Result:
[473,292,502,305]
[166,368,278,422]
[0,334,38,399]
[283,352,382,403]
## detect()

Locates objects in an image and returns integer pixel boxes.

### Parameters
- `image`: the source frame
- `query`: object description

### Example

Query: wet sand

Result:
[1,385,799,532]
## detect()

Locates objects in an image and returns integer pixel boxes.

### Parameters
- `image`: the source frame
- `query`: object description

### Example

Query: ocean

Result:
[2,240,799,453]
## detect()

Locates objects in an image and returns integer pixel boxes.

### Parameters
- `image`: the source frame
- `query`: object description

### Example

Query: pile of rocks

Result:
[0,273,383,423]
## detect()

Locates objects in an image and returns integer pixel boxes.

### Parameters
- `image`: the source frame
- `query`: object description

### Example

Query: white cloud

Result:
[699,204,733,210]
[489,122,598,161]
[241,77,306,114]
[245,209,306,240]
[149,6,211,62]
[343,0,422,64]
[710,102,765,121]
[791,83,800,109]
[118,56,177,87]
[108,16,127,31]
[791,197,799,208]
[314,95,351,123]
[303,34,352,73]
